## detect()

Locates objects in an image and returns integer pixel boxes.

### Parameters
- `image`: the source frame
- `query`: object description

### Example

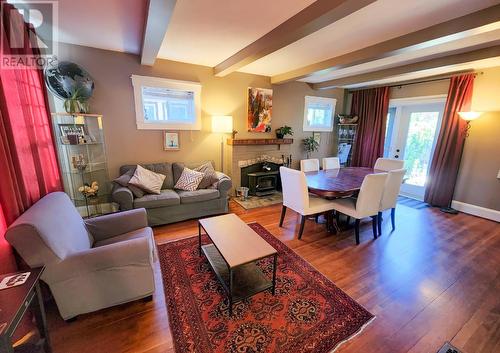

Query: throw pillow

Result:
[129,165,166,195]
[174,167,204,191]
[113,168,145,198]
[194,162,219,189]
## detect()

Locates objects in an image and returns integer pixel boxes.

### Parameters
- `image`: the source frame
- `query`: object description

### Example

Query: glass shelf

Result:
[51,113,111,217]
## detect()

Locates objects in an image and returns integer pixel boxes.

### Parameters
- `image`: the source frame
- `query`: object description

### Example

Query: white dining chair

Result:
[374,158,404,171]
[279,167,336,239]
[300,159,320,172]
[328,173,388,244]
[378,168,406,234]
[322,157,340,170]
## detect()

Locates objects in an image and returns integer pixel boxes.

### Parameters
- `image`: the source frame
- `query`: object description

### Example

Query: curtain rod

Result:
[347,71,482,92]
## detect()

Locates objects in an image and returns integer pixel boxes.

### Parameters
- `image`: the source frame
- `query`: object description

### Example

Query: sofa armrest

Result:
[46,237,152,283]
[112,185,134,210]
[84,208,148,242]
[215,171,232,195]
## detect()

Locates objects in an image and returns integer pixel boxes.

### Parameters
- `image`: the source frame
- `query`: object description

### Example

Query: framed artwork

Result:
[58,124,87,144]
[313,132,321,144]
[247,87,272,132]
[164,131,180,151]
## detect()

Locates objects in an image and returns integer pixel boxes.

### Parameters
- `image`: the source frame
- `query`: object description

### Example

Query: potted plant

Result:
[64,87,90,115]
[303,136,319,159]
[275,125,293,139]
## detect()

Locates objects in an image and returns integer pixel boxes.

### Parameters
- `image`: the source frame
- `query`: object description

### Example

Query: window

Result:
[303,96,336,131]
[131,75,201,130]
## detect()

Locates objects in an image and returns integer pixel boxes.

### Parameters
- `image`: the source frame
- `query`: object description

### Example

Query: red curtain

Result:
[350,86,390,167]
[0,2,62,272]
[424,74,475,207]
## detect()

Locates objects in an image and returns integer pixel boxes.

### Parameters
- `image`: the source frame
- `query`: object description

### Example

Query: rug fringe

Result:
[330,316,376,353]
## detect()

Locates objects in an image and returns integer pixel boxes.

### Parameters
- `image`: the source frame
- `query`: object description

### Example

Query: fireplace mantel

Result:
[227,138,293,149]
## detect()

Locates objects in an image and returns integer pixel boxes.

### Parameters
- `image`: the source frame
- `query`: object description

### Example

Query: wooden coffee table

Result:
[198,214,278,315]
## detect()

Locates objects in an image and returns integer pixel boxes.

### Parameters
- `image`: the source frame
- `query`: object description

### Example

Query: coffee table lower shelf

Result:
[201,244,275,313]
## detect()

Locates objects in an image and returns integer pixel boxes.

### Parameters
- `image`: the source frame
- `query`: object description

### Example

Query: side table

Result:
[0,267,51,353]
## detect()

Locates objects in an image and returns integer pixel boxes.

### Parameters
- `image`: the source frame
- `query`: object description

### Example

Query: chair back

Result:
[380,168,406,210]
[5,192,93,266]
[279,167,309,213]
[374,158,404,171]
[300,159,319,172]
[322,157,340,170]
[355,173,388,216]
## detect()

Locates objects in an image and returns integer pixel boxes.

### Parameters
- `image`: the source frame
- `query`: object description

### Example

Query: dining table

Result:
[304,167,385,232]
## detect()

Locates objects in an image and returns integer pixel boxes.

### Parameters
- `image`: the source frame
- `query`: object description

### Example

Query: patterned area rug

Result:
[158,222,374,353]
[232,192,283,210]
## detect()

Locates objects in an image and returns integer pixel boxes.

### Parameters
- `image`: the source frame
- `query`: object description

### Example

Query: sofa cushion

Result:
[174,168,204,191]
[120,163,174,190]
[173,162,185,184]
[194,162,219,189]
[133,189,180,209]
[129,165,166,194]
[177,189,220,204]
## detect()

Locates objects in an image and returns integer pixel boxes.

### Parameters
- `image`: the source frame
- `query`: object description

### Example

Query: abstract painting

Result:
[247,87,272,132]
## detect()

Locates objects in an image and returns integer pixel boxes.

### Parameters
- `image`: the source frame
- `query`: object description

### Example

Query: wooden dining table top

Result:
[305,167,385,199]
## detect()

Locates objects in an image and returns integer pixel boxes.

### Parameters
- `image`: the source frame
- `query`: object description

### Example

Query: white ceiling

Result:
[157,0,316,67]
[342,57,500,88]
[51,0,147,54]
[19,0,500,86]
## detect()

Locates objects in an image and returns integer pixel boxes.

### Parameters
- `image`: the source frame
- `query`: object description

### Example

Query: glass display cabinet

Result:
[337,123,357,166]
[51,113,112,217]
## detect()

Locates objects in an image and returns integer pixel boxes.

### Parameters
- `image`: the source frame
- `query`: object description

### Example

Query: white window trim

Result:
[131,74,202,130]
[303,96,336,132]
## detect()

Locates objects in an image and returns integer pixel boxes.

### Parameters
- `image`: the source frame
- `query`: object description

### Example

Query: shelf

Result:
[227,138,293,150]
[338,123,358,126]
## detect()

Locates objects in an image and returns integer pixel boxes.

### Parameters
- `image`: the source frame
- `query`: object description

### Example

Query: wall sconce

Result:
[212,115,233,173]
[458,111,482,137]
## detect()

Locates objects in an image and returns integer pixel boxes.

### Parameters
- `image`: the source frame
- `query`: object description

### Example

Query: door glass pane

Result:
[383,107,396,157]
[403,112,439,186]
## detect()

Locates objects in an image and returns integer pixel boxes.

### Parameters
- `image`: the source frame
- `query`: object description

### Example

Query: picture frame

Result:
[247,87,273,133]
[164,131,180,151]
[313,132,321,144]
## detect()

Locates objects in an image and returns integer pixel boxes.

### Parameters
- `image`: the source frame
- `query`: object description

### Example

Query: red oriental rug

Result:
[158,222,374,353]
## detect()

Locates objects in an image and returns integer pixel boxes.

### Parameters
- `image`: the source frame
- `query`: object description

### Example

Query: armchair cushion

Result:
[84,208,148,242]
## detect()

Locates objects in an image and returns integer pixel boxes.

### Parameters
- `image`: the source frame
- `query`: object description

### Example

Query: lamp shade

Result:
[458,111,482,121]
[212,115,233,133]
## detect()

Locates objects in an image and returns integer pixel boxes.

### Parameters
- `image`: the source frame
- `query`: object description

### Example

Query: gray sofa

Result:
[112,162,232,226]
[5,192,156,320]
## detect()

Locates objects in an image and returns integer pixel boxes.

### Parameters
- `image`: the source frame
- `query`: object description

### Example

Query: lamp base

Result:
[440,207,459,214]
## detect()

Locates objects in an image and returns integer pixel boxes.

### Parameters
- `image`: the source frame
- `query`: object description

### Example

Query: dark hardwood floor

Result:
[45,199,500,353]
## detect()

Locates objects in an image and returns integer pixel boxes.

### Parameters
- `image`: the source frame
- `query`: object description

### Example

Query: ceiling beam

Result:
[312,44,500,89]
[272,4,500,84]
[141,0,177,66]
[213,0,377,77]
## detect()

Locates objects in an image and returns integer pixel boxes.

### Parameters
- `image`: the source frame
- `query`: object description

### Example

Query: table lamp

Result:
[212,115,233,173]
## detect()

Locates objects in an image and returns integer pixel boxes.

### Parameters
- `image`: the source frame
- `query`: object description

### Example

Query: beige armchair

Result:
[5,192,156,320]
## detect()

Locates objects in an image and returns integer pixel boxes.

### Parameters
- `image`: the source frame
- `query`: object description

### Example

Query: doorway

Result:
[384,96,446,200]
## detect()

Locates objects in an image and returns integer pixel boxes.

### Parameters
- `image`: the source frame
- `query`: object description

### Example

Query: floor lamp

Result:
[440,111,482,214]
[211,115,233,173]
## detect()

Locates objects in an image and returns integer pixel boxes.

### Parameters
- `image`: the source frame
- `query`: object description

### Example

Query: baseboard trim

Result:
[451,200,500,222]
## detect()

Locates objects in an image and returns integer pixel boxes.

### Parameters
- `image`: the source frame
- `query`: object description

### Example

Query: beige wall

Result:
[455,68,500,211]
[52,44,343,178]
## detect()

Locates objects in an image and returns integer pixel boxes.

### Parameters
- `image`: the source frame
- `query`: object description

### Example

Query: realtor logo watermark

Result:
[1,0,58,69]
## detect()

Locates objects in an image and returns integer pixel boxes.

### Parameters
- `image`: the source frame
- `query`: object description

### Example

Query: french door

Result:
[384,97,446,200]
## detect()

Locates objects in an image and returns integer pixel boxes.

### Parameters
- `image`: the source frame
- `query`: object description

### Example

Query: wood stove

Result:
[241,162,282,196]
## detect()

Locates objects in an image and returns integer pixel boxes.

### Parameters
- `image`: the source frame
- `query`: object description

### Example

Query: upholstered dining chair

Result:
[322,157,340,170]
[328,173,388,244]
[378,168,406,235]
[279,167,336,239]
[300,158,320,172]
[374,157,404,171]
